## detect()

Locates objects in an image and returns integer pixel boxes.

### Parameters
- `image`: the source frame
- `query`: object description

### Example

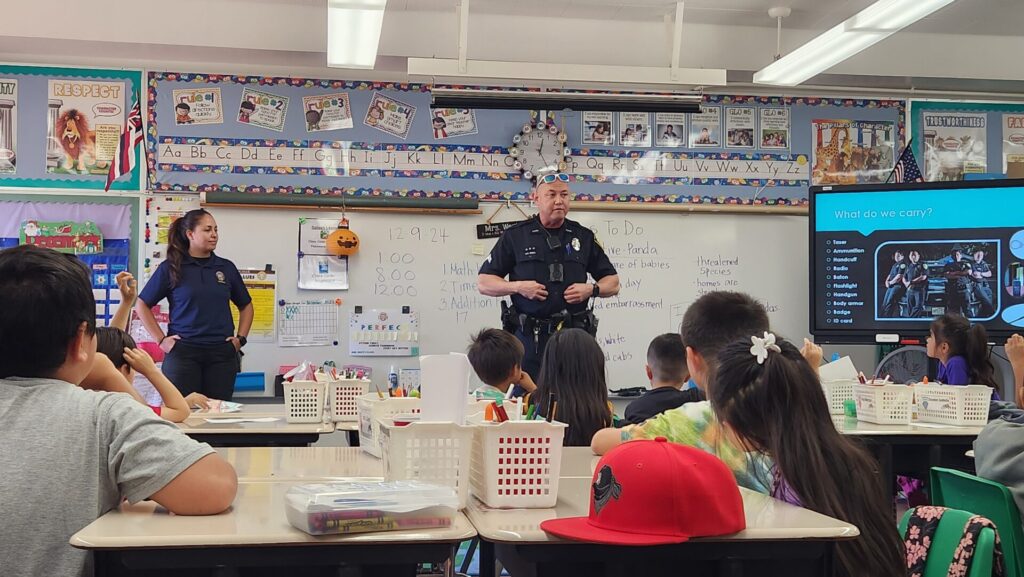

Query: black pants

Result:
[907,286,927,317]
[162,340,240,400]
[975,282,995,317]
[881,285,906,317]
[513,328,552,396]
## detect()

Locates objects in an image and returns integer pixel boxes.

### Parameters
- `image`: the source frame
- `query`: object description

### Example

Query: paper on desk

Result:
[197,400,243,413]
[203,417,280,424]
[420,353,470,423]
[819,356,859,382]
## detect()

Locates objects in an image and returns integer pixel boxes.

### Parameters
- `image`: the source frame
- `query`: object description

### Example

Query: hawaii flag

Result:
[104,93,142,191]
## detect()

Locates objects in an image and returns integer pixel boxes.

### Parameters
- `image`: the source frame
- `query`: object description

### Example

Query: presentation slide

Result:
[811,181,1024,342]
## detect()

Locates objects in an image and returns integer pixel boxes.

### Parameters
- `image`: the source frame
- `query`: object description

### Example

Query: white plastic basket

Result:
[329,379,371,422]
[915,384,993,426]
[284,381,326,424]
[854,383,913,425]
[380,421,475,509]
[821,380,856,415]
[356,394,422,458]
[470,420,566,509]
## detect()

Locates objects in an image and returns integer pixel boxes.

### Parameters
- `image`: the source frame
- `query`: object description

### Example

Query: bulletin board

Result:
[0,65,143,191]
[911,100,1024,181]
[147,71,905,209]
[0,194,139,326]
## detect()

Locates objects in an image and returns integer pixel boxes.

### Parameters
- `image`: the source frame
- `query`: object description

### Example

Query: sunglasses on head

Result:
[537,173,570,185]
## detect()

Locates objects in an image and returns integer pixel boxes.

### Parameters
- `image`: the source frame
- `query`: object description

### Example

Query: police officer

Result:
[943,246,974,317]
[971,248,995,317]
[477,171,620,384]
[136,209,253,400]
[881,249,907,317]
[903,249,929,318]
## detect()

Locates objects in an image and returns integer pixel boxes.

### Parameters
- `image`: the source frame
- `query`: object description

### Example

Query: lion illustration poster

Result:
[46,80,126,175]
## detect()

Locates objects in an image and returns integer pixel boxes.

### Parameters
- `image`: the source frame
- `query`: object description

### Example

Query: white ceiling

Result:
[0,0,1020,94]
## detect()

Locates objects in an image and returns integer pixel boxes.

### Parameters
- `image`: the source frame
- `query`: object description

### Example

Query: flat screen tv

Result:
[810,178,1024,344]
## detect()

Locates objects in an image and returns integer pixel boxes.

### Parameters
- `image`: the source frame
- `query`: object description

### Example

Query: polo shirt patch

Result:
[215,271,226,284]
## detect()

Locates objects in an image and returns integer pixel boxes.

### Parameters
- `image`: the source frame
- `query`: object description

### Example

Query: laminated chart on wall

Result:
[143,194,200,283]
[297,217,348,290]
[278,298,341,347]
[349,307,420,356]
[231,267,278,343]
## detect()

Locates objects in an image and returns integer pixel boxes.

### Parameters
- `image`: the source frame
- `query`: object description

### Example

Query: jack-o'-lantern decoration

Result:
[327,226,360,256]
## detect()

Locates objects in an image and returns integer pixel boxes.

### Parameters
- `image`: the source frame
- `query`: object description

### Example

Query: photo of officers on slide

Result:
[877,242,996,320]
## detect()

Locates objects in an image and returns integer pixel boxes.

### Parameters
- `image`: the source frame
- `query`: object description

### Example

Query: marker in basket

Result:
[374,383,385,400]
[485,403,495,422]
[525,404,536,420]
[857,372,867,385]
[492,401,509,423]
[550,401,559,423]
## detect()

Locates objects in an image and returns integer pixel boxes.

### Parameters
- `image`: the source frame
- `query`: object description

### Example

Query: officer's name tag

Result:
[476,220,526,239]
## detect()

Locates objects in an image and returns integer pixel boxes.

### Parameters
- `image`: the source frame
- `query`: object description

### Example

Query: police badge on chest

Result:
[215,271,226,284]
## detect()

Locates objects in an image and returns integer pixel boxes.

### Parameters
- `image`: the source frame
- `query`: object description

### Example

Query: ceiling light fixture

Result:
[327,0,388,69]
[753,0,957,86]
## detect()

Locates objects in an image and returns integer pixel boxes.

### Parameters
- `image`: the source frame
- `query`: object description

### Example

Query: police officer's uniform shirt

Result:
[139,253,252,345]
[887,261,908,284]
[943,259,973,289]
[974,260,992,284]
[479,217,617,318]
[905,261,929,287]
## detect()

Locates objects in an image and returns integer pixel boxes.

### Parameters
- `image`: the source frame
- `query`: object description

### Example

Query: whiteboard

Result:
[208,205,810,394]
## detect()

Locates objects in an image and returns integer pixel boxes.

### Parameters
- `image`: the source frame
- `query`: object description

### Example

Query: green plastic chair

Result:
[931,467,1024,577]
[899,507,997,577]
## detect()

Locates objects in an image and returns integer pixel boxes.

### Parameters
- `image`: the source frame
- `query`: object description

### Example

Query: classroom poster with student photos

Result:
[922,112,987,181]
[301,92,353,132]
[0,78,16,174]
[46,79,126,175]
[811,119,895,185]
[759,108,790,150]
[1004,114,1024,174]
[618,112,651,147]
[430,108,477,139]
[655,113,686,148]
[171,87,223,126]
[582,111,614,146]
[364,92,417,139]
[725,107,755,149]
[237,87,289,132]
[689,106,721,148]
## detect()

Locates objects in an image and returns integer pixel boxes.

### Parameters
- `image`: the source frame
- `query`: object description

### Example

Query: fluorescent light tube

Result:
[327,0,387,69]
[754,0,956,86]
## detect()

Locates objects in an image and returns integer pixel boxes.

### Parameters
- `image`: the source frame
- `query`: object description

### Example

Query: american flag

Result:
[104,94,143,191]
[891,141,924,184]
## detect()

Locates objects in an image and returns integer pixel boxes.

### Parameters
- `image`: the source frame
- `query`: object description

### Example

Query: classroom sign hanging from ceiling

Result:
[147,71,906,208]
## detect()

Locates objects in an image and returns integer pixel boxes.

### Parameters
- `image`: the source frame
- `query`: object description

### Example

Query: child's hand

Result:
[122,347,158,376]
[185,392,211,410]
[1007,334,1024,368]
[801,338,823,371]
[516,370,538,393]
[115,271,137,304]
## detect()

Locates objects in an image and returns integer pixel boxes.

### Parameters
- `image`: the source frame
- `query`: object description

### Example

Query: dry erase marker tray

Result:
[284,480,458,536]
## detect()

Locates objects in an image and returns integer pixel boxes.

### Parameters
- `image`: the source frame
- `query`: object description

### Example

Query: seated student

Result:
[95,327,209,422]
[592,291,822,493]
[467,328,537,401]
[533,328,613,446]
[623,333,702,425]
[927,312,999,397]
[0,245,237,576]
[712,334,905,577]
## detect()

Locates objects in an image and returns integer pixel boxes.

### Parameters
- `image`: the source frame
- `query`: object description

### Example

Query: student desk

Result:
[71,481,476,576]
[558,446,601,478]
[835,416,982,504]
[466,477,859,577]
[216,446,384,481]
[177,415,334,447]
[196,402,361,446]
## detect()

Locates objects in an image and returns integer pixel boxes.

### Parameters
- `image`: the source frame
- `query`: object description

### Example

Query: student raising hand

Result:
[109,271,138,331]
[1006,334,1024,407]
[800,338,823,375]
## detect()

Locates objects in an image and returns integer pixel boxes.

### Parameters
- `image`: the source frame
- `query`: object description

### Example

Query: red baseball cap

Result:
[540,438,746,545]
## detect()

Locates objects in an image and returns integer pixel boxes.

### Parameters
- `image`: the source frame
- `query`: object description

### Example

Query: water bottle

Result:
[388,365,399,395]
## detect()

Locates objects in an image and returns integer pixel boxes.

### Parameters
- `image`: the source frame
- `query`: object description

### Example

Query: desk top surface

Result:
[834,415,983,437]
[71,481,475,550]
[466,477,860,544]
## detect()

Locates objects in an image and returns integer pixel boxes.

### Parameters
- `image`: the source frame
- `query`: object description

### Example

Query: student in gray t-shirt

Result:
[0,245,238,577]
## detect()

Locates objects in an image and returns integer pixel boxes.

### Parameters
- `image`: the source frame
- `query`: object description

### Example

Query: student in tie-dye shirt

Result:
[592,291,776,492]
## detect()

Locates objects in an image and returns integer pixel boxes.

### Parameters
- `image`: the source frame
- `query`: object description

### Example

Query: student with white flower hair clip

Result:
[711,333,905,577]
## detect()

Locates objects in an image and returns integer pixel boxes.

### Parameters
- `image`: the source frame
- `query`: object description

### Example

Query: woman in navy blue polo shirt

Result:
[136,209,253,400]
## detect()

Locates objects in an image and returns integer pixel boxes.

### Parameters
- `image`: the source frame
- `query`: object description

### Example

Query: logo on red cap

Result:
[592,465,622,515]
